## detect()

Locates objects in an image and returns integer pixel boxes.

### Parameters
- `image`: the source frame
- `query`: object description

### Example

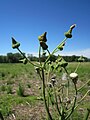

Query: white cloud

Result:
[58,48,90,58]
[26,48,90,58]
[26,52,38,57]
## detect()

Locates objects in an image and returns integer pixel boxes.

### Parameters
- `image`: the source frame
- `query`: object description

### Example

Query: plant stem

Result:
[39,46,42,65]
[52,37,67,55]
[67,90,90,113]
[77,79,90,92]
[65,83,77,120]
[53,86,62,116]
[43,37,67,67]
[42,69,53,120]
[77,90,90,104]
[17,47,39,67]
[47,49,51,55]
[64,67,69,99]
[84,108,90,120]
[74,62,80,73]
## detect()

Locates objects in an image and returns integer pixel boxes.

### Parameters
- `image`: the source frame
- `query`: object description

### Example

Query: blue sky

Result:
[0,0,90,58]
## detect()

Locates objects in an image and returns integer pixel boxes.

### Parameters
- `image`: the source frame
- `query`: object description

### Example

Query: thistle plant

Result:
[12,24,90,120]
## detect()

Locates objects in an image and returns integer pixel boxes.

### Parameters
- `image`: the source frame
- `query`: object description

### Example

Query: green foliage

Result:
[0,94,37,116]
[0,85,6,92]
[6,85,13,94]
[17,83,25,97]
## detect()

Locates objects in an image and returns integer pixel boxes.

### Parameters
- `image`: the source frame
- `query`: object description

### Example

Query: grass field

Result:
[0,62,90,120]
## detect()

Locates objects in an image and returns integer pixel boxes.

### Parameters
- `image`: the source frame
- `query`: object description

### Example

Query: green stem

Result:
[84,108,90,120]
[43,37,67,67]
[67,90,90,113]
[65,83,77,120]
[77,90,90,104]
[47,49,51,55]
[46,65,51,119]
[74,62,80,73]
[17,47,39,67]
[52,37,67,55]
[53,86,62,116]
[42,69,53,120]
[64,67,69,99]
[39,46,42,65]
[77,79,90,92]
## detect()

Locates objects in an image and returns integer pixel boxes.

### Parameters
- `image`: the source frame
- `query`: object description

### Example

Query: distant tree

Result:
[7,52,23,63]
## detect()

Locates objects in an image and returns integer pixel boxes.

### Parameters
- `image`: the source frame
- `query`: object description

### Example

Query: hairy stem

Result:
[42,69,53,120]
[53,86,62,116]
[74,62,81,73]
[65,83,77,120]
[17,47,39,67]
[77,79,90,92]
[84,108,90,120]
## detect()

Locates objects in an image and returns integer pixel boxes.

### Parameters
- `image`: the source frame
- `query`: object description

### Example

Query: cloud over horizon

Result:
[28,48,90,58]
[58,48,90,58]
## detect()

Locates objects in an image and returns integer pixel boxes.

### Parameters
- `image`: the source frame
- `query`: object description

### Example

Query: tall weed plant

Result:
[12,24,90,120]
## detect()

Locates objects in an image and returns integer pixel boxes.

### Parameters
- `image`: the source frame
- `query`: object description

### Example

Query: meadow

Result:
[0,62,90,120]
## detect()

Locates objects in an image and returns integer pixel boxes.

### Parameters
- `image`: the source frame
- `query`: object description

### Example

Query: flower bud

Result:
[70,24,76,30]
[51,79,56,86]
[12,37,20,49]
[64,24,76,38]
[38,32,47,42]
[35,67,40,74]
[47,82,52,88]
[38,86,41,90]
[64,30,72,38]
[40,41,48,50]
[60,60,68,68]
[66,98,71,104]
[51,74,56,79]
[58,46,63,51]
[42,51,46,56]
[20,58,28,64]
[69,72,78,84]
[78,56,85,62]
[58,42,65,51]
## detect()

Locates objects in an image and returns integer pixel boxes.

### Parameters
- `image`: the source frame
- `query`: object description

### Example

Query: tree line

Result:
[0,53,90,63]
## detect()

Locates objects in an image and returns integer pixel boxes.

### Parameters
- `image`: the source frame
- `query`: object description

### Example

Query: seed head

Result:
[70,72,78,84]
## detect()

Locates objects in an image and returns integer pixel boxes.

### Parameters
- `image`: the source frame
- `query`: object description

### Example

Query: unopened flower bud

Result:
[40,41,48,50]
[66,98,71,104]
[51,74,56,79]
[70,24,76,30]
[12,37,20,49]
[38,32,47,42]
[78,56,85,62]
[47,82,52,88]
[38,86,41,90]
[19,58,28,64]
[60,60,68,68]
[64,24,76,38]
[35,67,40,74]
[64,30,72,38]
[42,51,46,56]
[51,79,56,86]
[23,58,28,64]
[58,46,63,51]
[58,42,65,51]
